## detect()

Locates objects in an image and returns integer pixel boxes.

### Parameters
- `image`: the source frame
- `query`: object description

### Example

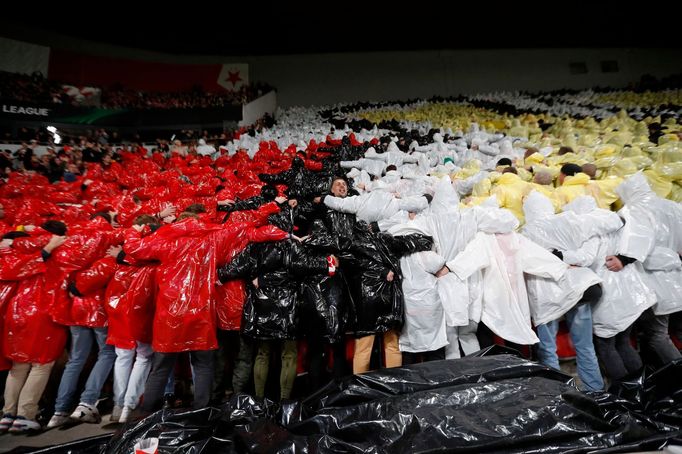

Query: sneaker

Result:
[8,416,41,433]
[70,403,101,424]
[119,406,133,424]
[46,412,70,429]
[110,405,122,423]
[0,414,15,432]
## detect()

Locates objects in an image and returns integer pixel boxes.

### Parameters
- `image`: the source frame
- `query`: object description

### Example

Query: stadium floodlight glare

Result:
[54,134,62,144]
[47,126,57,133]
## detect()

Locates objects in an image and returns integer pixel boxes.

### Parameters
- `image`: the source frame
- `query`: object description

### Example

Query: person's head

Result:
[90,211,112,225]
[176,212,199,221]
[557,146,574,156]
[41,220,67,236]
[524,147,539,160]
[501,166,518,175]
[496,158,512,167]
[291,157,304,169]
[132,214,158,227]
[581,163,597,179]
[533,170,553,186]
[184,203,206,214]
[260,184,278,201]
[0,231,29,249]
[385,164,398,173]
[330,177,348,197]
[559,163,582,184]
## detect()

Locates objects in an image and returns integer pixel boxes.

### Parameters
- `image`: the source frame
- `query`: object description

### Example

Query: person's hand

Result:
[605,255,624,272]
[162,215,176,224]
[107,245,123,258]
[22,224,35,232]
[44,235,66,253]
[158,204,176,218]
[252,277,259,288]
[435,266,450,278]
[356,183,366,190]
[386,270,394,282]
[313,196,322,204]
[275,196,287,204]
[83,179,93,186]
[132,224,144,232]
[217,199,234,206]
[288,199,298,208]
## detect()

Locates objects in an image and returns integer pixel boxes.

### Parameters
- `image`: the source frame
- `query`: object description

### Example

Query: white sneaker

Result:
[47,412,70,429]
[9,416,41,433]
[0,414,15,432]
[70,403,101,423]
[119,406,133,424]
[110,405,122,423]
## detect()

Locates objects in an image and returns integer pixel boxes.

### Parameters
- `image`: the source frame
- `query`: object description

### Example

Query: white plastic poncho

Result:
[521,192,602,325]
[324,191,428,223]
[388,222,448,353]
[521,192,623,252]
[412,177,480,327]
[616,172,682,316]
[562,194,657,337]
[446,205,567,345]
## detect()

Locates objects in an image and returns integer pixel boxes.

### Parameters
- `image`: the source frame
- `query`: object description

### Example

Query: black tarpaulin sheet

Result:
[32,354,682,453]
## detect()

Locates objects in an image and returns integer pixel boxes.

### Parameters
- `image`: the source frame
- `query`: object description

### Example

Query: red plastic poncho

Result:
[2,239,67,364]
[0,246,48,368]
[124,218,287,352]
[105,259,157,349]
[48,220,125,326]
[71,256,117,328]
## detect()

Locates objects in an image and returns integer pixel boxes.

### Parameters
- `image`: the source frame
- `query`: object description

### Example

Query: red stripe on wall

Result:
[48,49,225,92]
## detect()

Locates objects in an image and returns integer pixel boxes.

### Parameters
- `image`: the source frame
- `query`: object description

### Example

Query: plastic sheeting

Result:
[37,353,682,454]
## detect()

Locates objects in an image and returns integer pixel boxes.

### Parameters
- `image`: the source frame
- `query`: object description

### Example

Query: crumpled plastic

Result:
[41,354,682,453]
